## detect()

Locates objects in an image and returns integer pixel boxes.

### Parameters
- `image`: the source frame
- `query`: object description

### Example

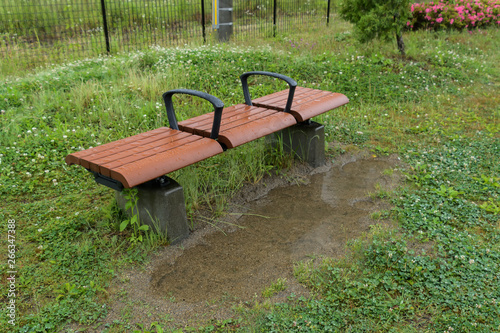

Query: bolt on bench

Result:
[66,71,349,243]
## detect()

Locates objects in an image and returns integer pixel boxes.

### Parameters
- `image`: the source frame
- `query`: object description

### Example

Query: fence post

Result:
[201,0,206,43]
[273,0,277,37]
[327,0,331,25]
[217,0,233,41]
[100,0,111,53]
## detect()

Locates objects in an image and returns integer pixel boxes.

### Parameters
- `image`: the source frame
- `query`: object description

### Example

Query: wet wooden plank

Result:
[110,138,224,188]
[253,87,349,122]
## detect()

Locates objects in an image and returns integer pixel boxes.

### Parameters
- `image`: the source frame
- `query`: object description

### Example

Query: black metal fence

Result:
[0,0,336,73]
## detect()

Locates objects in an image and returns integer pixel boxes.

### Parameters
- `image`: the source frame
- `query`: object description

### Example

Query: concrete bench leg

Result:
[115,177,190,244]
[269,121,326,168]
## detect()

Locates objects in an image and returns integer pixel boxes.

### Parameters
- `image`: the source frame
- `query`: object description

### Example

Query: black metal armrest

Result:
[162,89,224,140]
[240,71,297,113]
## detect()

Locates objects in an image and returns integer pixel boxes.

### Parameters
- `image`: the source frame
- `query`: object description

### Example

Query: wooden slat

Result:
[179,104,250,129]
[180,103,297,148]
[253,87,349,122]
[217,112,296,148]
[81,130,191,171]
[110,138,223,188]
[253,88,328,109]
[65,127,169,166]
[180,105,276,136]
[65,127,224,188]
[97,135,202,177]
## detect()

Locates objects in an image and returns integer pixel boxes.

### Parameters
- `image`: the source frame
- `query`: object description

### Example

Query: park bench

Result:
[65,71,349,242]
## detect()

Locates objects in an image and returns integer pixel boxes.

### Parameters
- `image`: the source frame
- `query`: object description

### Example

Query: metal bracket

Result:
[91,171,124,191]
[143,175,172,188]
[90,170,173,191]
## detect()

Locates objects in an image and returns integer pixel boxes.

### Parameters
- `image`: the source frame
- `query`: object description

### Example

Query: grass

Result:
[0,16,499,333]
[262,278,288,298]
[0,0,339,75]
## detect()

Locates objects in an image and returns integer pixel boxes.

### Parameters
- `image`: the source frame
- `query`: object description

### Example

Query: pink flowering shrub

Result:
[408,0,500,30]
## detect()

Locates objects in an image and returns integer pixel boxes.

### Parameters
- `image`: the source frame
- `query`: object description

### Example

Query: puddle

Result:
[150,158,398,303]
[98,154,402,329]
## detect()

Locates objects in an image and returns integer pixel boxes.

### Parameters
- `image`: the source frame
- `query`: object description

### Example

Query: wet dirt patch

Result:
[97,152,402,330]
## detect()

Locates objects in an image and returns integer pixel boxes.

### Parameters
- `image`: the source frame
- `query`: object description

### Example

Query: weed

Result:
[433,184,465,200]
[134,321,166,333]
[119,188,150,245]
[479,198,500,215]
[262,278,288,298]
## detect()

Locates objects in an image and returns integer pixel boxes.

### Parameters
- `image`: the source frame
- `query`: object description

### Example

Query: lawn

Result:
[0,17,499,332]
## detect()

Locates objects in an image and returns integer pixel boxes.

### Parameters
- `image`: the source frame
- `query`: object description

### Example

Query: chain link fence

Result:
[0,0,336,74]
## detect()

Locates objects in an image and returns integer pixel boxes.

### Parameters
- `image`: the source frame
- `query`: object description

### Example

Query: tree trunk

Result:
[394,11,406,57]
[396,32,406,57]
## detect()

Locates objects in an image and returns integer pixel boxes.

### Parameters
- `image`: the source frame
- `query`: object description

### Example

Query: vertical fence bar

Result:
[100,0,111,53]
[273,0,277,37]
[327,0,331,25]
[201,0,206,43]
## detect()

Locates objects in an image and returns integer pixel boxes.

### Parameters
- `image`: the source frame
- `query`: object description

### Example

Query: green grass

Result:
[262,278,288,298]
[264,136,500,332]
[0,0,339,75]
[0,20,499,332]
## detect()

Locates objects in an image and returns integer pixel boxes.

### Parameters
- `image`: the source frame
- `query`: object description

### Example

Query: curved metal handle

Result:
[162,89,224,140]
[240,71,297,113]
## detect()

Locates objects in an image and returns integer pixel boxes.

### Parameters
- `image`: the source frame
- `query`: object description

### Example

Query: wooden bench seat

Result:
[252,86,349,123]
[179,103,296,149]
[66,89,225,190]
[65,72,349,191]
[65,127,223,189]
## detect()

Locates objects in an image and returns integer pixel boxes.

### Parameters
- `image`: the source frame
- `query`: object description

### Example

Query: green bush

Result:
[339,0,412,55]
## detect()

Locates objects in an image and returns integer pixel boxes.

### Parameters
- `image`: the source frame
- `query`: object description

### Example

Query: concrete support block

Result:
[269,121,326,168]
[115,177,189,244]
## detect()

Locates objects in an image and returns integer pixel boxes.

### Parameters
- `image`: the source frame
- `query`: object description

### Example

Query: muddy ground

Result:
[78,149,403,331]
